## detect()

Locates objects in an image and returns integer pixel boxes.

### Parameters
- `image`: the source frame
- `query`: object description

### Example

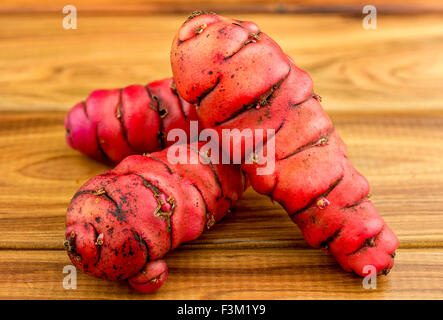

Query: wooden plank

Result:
[0,111,442,249]
[1,12,442,299]
[1,0,443,14]
[0,248,442,299]
[0,14,443,113]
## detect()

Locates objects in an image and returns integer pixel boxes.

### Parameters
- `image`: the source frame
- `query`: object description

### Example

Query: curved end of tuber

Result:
[178,12,220,42]
[345,225,399,277]
[128,259,168,294]
[65,223,100,268]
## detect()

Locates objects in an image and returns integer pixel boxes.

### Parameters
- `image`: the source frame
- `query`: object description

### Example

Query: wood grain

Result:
[1,14,442,113]
[1,248,442,299]
[1,0,443,14]
[0,12,442,299]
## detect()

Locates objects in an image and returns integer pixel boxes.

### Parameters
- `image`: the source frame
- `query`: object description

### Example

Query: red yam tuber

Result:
[171,12,399,276]
[65,78,198,164]
[65,143,246,292]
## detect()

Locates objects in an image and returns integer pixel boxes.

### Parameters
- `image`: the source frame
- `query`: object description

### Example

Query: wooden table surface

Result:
[1,7,443,299]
